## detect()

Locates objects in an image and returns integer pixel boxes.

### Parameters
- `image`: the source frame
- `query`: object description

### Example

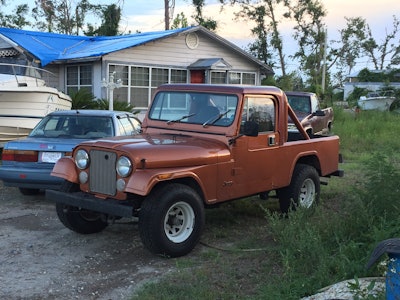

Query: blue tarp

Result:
[0,27,191,66]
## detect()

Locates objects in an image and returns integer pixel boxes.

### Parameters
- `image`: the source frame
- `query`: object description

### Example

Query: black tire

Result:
[59,180,80,193]
[327,122,332,133]
[55,180,108,234]
[277,164,320,214]
[56,203,108,234]
[19,188,40,195]
[139,183,205,257]
[390,99,400,112]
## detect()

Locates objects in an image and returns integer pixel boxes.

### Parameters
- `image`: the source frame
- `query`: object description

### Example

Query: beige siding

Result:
[44,29,267,113]
[104,32,259,72]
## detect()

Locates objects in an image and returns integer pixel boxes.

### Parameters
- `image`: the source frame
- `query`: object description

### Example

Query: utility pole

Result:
[164,0,175,30]
[321,27,327,94]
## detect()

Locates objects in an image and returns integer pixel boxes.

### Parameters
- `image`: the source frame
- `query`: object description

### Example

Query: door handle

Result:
[268,135,275,146]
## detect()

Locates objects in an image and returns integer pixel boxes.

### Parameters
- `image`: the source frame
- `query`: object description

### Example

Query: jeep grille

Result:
[89,150,117,196]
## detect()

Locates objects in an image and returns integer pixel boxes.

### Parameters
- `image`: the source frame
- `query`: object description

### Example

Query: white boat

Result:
[358,90,396,111]
[0,62,72,146]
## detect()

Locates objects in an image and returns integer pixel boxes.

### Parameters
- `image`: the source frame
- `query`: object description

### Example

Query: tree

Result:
[192,0,217,30]
[330,17,367,85]
[233,0,286,76]
[283,0,327,90]
[223,0,330,89]
[331,15,400,86]
[0,3,31,29]
[338,16,400,71]
[85,4,122,36]
[31,0,122,35]
[32,0,90,34]
[171,12,189,29]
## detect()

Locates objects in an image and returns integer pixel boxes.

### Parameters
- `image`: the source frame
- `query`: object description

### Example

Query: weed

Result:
[347,276,385,300]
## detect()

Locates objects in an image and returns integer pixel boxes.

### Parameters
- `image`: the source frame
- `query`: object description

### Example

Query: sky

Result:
[111,0,398,40]
[3,0,399,73]
[118,0,399,73]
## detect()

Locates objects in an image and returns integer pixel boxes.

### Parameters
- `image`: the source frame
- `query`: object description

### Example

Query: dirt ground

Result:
[0,183,178,300]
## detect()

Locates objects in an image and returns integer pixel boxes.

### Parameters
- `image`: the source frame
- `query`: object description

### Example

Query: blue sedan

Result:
[0,110,141,195]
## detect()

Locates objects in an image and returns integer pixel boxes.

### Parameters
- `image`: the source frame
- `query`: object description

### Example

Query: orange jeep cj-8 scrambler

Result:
[47,84,343,257]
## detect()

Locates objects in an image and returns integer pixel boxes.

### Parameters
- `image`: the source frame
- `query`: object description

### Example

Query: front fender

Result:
[125,168,206,198]
[51,157,79,183]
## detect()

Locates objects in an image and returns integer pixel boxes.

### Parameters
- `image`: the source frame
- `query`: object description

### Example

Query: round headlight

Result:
[116,156,132,177]
[75,149,89,169]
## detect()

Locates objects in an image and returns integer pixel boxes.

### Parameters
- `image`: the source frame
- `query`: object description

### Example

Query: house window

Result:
[211,71,256,85]
[228,72,256,85]
[110,65,128,85]
[211,71,227,84]
[150,68,169,101]
[171,69,188,83]
[130,67,150,107]
[66,65,92,94]
[107,64,187,109]
[151,68,169,87]
[229,72,241,84]
[131,66,149,86]
[242,72,256,84]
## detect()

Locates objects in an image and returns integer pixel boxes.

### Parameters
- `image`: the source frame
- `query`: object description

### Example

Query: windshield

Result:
[30,115,114,138]
[148,91,238,127]
[286,95,311,113]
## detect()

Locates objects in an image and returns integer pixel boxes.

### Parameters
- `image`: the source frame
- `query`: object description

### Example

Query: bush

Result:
[70,88,98,109]
[96,98,137,112]
[69,89,137,113]
[262,152,400,299]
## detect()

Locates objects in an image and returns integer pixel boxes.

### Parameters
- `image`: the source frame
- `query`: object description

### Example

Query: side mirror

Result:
[243,121,259,137]
[313,110,325,117]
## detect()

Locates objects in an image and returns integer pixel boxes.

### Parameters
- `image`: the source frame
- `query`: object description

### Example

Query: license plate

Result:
[41,152,62,163]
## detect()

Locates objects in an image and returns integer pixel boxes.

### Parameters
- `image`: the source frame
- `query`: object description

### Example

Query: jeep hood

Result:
[78,133,231,168]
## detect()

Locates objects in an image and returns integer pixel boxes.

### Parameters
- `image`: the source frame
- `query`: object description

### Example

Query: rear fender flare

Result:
[283,153,320,184]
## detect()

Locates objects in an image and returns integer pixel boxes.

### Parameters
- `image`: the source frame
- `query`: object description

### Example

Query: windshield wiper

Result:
[167,113,196,124]
[202,109,231,127]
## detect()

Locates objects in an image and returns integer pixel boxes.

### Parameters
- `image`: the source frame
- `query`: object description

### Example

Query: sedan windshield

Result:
[149,91,238,127]
[30,115,114,138]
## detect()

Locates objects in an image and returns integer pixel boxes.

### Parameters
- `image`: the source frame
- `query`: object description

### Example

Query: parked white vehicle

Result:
[358,90,396,111]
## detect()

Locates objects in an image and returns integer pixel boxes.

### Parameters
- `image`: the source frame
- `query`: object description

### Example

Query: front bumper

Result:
[46,189,134,218]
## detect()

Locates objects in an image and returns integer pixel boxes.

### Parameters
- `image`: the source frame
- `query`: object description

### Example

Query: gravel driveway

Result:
[0,183,175,299]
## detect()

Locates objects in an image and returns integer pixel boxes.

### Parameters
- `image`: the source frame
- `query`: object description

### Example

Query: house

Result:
[344,70,400,100]
[0,26,273,119]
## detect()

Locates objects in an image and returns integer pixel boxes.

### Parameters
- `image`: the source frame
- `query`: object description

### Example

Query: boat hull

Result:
[0,87,71,145]
[357,97,395,111]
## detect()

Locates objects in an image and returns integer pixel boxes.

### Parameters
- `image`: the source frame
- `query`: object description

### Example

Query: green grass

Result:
[132,108,400,300]
[333,108,400,160]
